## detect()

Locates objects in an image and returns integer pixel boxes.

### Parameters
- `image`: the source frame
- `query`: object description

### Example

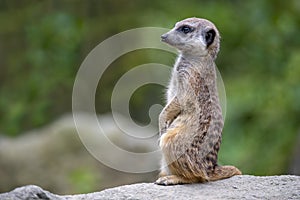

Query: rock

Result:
[0,185,63,200]
[0,175,299,200]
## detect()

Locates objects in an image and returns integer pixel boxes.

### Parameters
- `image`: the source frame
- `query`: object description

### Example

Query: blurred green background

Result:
[0,0,299,186]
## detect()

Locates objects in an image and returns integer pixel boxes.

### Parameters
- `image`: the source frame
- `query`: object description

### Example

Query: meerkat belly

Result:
[159,114,186,149]
[159,113,209,179]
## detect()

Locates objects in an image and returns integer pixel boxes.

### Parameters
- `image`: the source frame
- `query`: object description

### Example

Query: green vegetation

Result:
[0,0,299,176]
[69,168,98,193]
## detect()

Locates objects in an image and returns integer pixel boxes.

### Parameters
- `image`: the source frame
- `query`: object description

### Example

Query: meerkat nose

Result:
[161,34,168,41]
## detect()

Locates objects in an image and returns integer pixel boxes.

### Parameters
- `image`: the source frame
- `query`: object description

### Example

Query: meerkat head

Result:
[161,17,220,60]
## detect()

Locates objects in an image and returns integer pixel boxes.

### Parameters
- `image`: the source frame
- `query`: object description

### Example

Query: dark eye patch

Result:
[177,25,194,34]
[204,29,216,47]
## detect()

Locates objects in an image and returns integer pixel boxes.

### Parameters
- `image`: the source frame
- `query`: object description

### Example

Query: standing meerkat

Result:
[156,17,241,185]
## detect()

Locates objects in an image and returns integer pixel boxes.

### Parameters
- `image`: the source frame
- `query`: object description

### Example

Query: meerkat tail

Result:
[207,165,242,181]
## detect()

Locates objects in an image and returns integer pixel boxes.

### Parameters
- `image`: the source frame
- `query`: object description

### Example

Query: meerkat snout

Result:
[160,33,168,41]
[161,17,220,59]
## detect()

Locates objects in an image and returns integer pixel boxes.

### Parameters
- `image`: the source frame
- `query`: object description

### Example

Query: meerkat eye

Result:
[177,25,194,34]
[204,29,216,47]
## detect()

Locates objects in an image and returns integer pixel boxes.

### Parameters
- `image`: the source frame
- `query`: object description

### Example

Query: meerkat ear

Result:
[204,29,216,48]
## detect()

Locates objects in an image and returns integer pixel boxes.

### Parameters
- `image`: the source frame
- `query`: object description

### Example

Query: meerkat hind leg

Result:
[155,175,197,186]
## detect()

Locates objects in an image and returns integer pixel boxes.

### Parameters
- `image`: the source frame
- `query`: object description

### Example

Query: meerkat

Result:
[156,17,241,185]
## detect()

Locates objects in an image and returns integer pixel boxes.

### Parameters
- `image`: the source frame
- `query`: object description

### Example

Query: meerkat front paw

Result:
[159,121,170,135]
[159,126,167,135]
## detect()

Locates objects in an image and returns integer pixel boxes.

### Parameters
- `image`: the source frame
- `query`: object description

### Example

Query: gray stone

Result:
[0,175,299,200]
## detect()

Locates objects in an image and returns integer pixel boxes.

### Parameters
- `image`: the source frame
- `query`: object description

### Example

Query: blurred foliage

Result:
[69,168,98,193]
[0,0,299,177]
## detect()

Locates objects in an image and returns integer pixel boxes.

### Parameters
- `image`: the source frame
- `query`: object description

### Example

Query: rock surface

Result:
[0,175,299,200]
